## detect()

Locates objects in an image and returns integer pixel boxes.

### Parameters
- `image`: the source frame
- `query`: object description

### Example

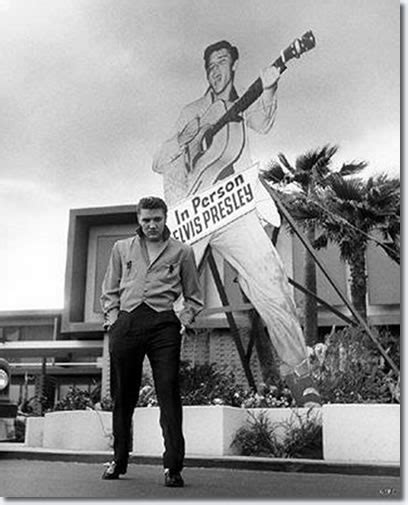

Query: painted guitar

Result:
[178,30,316,196]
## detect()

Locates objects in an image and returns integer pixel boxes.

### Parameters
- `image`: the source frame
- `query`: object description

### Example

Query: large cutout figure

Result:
[153,39,320,407]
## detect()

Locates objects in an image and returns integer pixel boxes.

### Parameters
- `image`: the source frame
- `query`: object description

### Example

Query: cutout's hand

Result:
[260,64,281,89]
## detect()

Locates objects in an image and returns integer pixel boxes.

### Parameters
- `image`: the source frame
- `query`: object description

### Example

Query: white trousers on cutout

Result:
[193,210,309,377]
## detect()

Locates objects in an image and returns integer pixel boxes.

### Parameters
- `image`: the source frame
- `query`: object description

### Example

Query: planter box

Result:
[323,404,400,463]
[25,416,44,448]
[24,404,399,465]
[132,406,246,456]
[43,411,113,451]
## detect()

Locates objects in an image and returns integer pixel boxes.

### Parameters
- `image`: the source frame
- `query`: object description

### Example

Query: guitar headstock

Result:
[283,30,316,62]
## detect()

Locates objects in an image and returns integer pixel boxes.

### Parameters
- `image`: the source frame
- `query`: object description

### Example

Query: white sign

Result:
[167,163,262,244]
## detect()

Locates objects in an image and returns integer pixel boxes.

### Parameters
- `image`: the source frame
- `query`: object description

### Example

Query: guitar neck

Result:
[210,77,264,136]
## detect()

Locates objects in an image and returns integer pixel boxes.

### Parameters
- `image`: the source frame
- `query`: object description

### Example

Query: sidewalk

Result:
[0,443,400,477]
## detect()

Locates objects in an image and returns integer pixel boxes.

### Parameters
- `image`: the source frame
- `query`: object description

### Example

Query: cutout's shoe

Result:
[285,373,322,408]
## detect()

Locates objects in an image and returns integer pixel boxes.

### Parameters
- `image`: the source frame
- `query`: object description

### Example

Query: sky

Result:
[0,0,400,311]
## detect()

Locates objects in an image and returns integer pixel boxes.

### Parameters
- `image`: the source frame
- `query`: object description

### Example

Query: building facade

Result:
[0,204,400,407]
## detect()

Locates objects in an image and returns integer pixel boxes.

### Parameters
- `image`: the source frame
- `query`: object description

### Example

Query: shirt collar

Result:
[206,86,239,103]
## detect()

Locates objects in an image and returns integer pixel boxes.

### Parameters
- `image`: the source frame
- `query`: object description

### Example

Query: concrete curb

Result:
[0,444,400,477]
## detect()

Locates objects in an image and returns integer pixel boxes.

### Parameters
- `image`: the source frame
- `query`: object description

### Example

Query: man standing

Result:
[100,196,203,486]
[153,40,321,407]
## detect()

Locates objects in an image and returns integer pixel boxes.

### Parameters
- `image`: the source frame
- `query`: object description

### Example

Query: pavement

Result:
[0,443,401,499]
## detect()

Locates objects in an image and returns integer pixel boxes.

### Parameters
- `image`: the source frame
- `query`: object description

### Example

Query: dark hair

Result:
[203,40,239,70]
[136,196,168,216]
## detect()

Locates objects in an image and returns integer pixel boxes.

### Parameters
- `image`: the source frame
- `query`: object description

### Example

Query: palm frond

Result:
[296,144,338,175]
[339,161,367,176]
[328,175,364,202]
[312,233,328,249]
[293,172,313,187]
[261,161,286,183]
[277,153,295,174]
[366,175,400,208]
[378,241,400,264]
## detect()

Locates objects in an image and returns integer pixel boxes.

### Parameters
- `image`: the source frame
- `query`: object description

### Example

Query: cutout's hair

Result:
[203,40,239,70]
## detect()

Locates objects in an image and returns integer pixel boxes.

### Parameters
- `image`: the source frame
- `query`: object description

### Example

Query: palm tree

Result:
[262,145,365,345]
[311,173,400,321]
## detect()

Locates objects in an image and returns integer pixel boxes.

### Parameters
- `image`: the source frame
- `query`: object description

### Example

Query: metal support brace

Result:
[288,277,356,326]
[198,246,256,389]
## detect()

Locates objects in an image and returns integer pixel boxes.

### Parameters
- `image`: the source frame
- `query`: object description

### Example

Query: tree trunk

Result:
[303,224,318,346]
[348,241,368,321]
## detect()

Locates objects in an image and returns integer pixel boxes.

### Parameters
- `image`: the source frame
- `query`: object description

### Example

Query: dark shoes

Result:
[102,462,184,487]
[101,461,126,480]
[164,469,184,487]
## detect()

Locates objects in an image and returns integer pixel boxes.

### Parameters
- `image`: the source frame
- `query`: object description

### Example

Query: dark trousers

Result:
[109,303,184,472]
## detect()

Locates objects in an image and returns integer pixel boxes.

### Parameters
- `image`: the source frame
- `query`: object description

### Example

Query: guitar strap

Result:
[213,86,246,182]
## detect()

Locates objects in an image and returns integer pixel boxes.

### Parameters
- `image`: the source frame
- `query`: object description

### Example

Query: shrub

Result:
[136,376,159,407]
[239,383,293,409]
[309,326,400,404]
[135,361,247,407]
[179,361,245,406]
[14,417,26,442]
[232,409,322,459]
[232,411,283,457]
[51,325,400,413]
[54,386,94,411]
[99,395,113,411]
[279,410,323,459]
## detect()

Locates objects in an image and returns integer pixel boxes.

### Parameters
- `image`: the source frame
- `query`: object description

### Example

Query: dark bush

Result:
[310,326,400,404]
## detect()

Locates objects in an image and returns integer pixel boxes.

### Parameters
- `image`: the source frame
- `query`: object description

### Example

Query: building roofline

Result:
[0,309,62,317]
[0,340,103,358]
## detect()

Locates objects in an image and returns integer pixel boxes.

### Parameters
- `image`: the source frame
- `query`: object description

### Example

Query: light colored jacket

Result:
[100,229,204,327]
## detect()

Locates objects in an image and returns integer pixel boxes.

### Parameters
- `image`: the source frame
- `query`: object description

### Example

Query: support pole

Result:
[288,277,356,326]
[200,246,256,389]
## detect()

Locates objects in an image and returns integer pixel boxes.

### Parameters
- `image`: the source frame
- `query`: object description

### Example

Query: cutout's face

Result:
[138,208,166,242]
[206,48,236,96]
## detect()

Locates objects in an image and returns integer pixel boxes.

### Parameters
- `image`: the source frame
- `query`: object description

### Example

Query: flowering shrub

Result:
[98,395,113,411]
[135,362,294,408]
[51,382,112,412]
[179,361,244,406]
[135,362,245,407]
[239,383,293,409]
[136,377,159,407]
[53,382,112,412]
[309,326,400,404]
[51,326,399,411]
[54,386,94,411]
